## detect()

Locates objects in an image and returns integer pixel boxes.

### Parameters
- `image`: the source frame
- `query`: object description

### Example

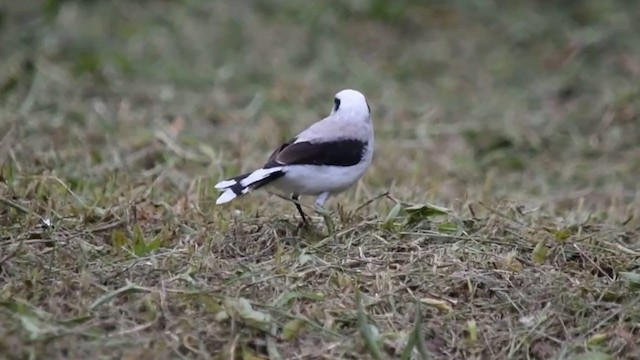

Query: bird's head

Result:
[330,89,371,123]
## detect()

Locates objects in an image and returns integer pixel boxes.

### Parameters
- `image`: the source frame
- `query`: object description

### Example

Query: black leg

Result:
[291,194,309,224]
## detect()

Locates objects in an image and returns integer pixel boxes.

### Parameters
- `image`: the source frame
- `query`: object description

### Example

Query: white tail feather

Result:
[215,189,237,204]
[214,179,237,189]
[214,167,284,205]
[239,167,283,187]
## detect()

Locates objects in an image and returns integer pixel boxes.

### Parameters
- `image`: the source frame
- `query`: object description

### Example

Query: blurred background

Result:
[2,0,640,216]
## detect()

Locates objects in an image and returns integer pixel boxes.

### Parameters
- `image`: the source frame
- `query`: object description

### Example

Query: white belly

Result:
[270,160,370,196]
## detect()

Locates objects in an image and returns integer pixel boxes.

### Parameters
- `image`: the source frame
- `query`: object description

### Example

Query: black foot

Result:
[291,194,310,225]
[296,219,310,231]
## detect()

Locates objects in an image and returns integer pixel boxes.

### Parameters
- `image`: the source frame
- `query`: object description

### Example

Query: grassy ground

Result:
[1,1,640,359]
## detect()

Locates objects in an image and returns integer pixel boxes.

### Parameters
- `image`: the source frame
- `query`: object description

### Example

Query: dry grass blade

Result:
[0,241,23,266]
[315,205,336,235]
[266,324,283,360]
[0,196,41,218]
[401,301,429,360]
[353,191,390,214]
[223,297,273,333]
[89,282,151,310]
[0,124,16,167]
[356,289,384,360]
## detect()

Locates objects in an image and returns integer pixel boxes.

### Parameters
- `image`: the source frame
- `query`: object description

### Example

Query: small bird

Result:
[214,89,374,223]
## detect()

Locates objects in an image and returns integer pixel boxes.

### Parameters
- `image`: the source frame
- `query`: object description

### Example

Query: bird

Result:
[214,88,374,223]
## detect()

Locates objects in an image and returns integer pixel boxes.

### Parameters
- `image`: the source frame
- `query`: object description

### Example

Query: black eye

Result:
[334,98,341,111]
[366,101,371,113]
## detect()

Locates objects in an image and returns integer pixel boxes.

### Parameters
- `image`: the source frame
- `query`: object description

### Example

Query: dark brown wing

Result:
[264,138,296,167]
[264,139,367,168]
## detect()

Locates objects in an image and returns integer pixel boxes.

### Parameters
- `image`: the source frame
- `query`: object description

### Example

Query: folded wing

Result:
[264,138,367,168]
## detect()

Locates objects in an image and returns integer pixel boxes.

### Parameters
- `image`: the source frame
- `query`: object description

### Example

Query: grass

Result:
[1,0,640,359]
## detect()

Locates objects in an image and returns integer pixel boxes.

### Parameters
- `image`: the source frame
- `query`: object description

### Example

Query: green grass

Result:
[1,1,640,359]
